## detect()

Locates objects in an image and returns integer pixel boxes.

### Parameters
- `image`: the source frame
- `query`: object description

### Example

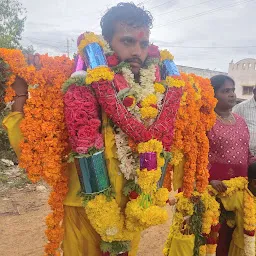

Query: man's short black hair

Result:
[248,162,256,181]
[210,75,235,93]
[100,2,153,42]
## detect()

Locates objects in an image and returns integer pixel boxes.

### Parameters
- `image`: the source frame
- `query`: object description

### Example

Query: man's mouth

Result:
[129,62,141,68]
[126,59,143,68]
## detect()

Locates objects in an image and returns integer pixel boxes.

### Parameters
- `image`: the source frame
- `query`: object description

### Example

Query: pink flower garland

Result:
[92,78,182,150]
[92,80,152,142]
[64,84,103,153]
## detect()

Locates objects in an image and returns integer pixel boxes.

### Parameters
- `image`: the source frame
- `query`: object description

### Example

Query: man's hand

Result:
[210,180,227,193]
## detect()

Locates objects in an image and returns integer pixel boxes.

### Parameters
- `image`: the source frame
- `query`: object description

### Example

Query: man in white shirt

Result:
[233,87,256,156]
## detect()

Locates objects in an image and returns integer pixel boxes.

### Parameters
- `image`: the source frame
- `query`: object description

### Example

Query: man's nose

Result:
[131,43,142,57]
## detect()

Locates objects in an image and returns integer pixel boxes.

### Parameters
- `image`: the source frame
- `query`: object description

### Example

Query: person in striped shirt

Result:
[233,87,256,156]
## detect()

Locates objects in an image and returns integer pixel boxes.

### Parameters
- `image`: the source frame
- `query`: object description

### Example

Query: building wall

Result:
[228,58,256,100]
[177,65,227,79]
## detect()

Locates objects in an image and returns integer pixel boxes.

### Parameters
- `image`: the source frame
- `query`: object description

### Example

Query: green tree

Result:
[0,0,27,49]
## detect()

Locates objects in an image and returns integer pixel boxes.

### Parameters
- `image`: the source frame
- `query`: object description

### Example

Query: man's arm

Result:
[2,77,28,158]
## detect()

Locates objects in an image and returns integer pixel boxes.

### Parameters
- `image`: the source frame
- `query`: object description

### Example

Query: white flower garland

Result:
[122,64,156,103]
[114,64,165,180]
[114,128,139,180]
[121,64,166,125]
[244,234,255,256]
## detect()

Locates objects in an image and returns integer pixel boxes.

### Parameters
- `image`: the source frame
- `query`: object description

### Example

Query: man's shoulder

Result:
[235,98,251,108]
[233,98,252,112]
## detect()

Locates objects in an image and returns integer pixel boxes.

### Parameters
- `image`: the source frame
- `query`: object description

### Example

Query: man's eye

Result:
[123,39,133,45]
[141,41,149,48]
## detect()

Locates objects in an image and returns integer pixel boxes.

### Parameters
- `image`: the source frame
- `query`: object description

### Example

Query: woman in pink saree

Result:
[208,75,255,256]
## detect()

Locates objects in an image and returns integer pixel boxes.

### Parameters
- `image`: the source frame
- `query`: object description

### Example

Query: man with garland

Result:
[3,2,183,256]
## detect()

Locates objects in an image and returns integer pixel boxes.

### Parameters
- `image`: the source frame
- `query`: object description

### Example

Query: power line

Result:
[154,0,215,17]
[154,43,256,49]
[154,0,255,28]
[138,0,154,5]
[23,36,64,45]
[148,0,173,10]
[25,38,66,52]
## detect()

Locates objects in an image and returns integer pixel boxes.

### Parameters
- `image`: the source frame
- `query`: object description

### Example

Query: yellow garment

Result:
[220,189,255,255]
[62,206,140,256]
[173,156,185,191]
[2,112,24,158]
[2,111,140,255]
[168,234,195,256]
[228,240,244,256]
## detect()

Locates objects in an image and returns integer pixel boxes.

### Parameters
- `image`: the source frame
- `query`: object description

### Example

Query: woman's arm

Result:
[11,76,28,113]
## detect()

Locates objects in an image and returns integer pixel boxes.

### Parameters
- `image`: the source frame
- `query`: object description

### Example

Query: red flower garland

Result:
[64,84,103,153]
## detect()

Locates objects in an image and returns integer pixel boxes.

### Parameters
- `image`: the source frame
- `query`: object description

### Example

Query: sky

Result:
[19,0,256,72]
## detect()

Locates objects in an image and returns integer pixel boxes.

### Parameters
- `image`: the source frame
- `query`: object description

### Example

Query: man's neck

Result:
[134,73,140,83]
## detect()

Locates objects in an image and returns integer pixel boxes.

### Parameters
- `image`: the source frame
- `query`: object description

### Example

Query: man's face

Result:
[110,23,150,75]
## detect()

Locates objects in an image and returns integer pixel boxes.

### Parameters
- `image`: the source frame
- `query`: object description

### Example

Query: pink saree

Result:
[208,113,252,256]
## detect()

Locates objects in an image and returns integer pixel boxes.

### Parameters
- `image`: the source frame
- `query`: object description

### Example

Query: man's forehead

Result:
[114,23,150,40]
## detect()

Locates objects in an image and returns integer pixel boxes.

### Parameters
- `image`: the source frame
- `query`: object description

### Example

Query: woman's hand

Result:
[210,180,227,193]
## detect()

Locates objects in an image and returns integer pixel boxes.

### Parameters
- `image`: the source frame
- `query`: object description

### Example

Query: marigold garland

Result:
[2,32,218,255]
[163,191,220,256]
[1,49,73,255]
[160,49,174,61]
[170,73,216,197]
[78,32,108,56]
[166,76,185,88]
[85,67,114,84]
[209,177,256,256]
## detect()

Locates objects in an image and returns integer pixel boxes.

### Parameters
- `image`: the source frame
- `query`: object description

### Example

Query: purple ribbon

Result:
[75,55,85,71]
[140,152,157,171]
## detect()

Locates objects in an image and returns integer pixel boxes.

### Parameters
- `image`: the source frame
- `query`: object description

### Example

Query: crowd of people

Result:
[2,1,256,256]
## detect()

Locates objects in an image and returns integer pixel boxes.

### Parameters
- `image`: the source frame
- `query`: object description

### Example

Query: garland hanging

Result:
[0,49,73,255]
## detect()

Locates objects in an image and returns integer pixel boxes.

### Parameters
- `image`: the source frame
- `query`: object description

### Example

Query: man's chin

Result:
[131,66,140,75]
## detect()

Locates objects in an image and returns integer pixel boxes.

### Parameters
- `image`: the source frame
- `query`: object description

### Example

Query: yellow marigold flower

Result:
[85,67,114,84]
[85,194,133,242]
[78,32,106,56]
[140,106,158,119]
[171,149,184,166]
[176,193,194,216]
[157,155,165,168]
[141,94,157,107]
[154,83,166,93]
[155,188,169,207]
[166,76,185,88]
[137,168,162,193]
[199,245,206,256]
[125,199,168,232]
[138,139,163,154]
[207,244,217,254]
[160,49,174,61]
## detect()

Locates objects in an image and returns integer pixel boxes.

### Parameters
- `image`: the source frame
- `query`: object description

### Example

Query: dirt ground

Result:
[0,166,174,256]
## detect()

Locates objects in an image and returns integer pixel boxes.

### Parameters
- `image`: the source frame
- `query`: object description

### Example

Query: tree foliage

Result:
[0,0,27,48]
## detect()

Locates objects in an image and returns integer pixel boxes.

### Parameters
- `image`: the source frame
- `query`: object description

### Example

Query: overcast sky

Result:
[19,0,256,72]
